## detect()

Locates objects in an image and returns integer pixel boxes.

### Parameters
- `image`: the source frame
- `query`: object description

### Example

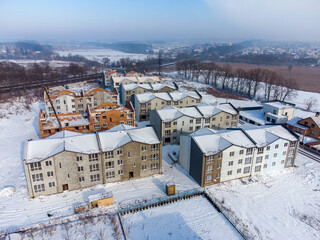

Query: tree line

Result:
[176,59,297,102]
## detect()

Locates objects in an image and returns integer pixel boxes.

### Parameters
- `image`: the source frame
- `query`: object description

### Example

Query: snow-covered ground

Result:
[122,196,243,240]
[0,59,73,68]
[208,154,320,240]
[56,48,148,63]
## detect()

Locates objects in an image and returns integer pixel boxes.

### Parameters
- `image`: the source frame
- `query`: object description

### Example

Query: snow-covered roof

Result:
[239,110,266,125]
[310,116,320,128]
[151,83,176,91]
[46,130,83,139]
[197,103,237,118]
[25,126,159,163]
[192,125,298,156]
[136,92,171,103]
[157,106,202,122]
[25,133,100,163]
[88,192,113,202]
[170,91,201,101]
[97,126,160,152]
[226,100,262,110]
[137,76,161,83]
[112,76,137,83]
[122,84,152,91]
[264,101,295,109]
[106,124,135,132]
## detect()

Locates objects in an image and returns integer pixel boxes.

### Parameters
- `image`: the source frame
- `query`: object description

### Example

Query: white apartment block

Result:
[179,125,299,186]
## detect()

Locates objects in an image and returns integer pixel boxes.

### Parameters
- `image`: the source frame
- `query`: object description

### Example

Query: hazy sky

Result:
[0,0,319,42]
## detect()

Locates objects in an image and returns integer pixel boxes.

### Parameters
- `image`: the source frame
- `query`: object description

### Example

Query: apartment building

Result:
[298,113,320,139]
[102,70,124,87]
[45,88,119,116]
[179,125,299,187]
[24,126,162,198]
[39,102,135,138]
[133,90,203,121]
[263,101,295,123]
[111,76,162,90]
[119,82,178,104]
[150,103,238,145]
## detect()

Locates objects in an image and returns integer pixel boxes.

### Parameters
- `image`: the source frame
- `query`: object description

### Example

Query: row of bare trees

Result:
[176,60,297,101]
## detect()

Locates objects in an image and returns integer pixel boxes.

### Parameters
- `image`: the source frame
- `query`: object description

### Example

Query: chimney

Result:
[316,112,319,117]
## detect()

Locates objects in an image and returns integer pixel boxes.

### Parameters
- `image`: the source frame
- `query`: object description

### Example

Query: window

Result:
[255,165,261,172]
[275,144,279,149]
[48,182,55,188]
[189,127,193,131]
[281,160,285,164]
[290,142,295,147]
[106,171,115,179]
[165,130,171,136]
[266,146,270,151]
[228,161,233,166]
[47,171,54,177]
[142,156,147,161]
[246,148,253,155]
[227,170,232,176]
[257,148,264,154]
[90,174,100,182]
[207,155,214,163]
[118,159,123,165]
[128,152,131,158]
[94,124,100,130]
[229,151,235,157]
[244,167,251,174]
[67,173,70,179]
[206,165,214,173]
[34,184,45,193]
[205,118,210,123]
[151,144,159,151]
[30,162,42,171]
[141,146,147,151]
[216,173,221,178]
[256,156,263,163]
[90,164,99,172]
[196,119,201,124]
[218,153,223,159]
[237,168,241,173]
[238,159,243,164]
[239,150,244,155]
[151,163,159,170]
[133,162,136,167]
[79,177,85,182]
[217,163,221,168]
[284,143,288,147]
[165,122,171,128]
[265,155,269,160]
[106,161,114,169]
[32,173,43,182]
[56,106,60,109]
[272,162,276,166]
[120,114,124,118]
[283,151,287,156]
[78,166,84,172]
[59,163,62,169]
[245,157,252,164]
[151,154,159,161]
[76,156,82,162]
[118,169,123,175]
[89,154,98,161]
[117,149,123,155]
[105,151,114,159]
[263,164,268,168]
[45,160,52,166]
[173,121,177,125]
[142,165,147,170]
[273,153,277,158]
[206,175,213,183]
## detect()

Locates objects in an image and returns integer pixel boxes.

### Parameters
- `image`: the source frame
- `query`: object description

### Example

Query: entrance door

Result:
[62,184,69,191]
[129,172,134,179]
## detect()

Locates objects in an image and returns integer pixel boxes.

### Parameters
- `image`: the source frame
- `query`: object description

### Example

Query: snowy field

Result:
[208,154,320,240]
[122,196,243,240]
[56,48,148,63]
[0,59,73,68]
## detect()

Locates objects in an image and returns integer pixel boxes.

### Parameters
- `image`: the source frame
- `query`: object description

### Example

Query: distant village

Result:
[24,69,320,207]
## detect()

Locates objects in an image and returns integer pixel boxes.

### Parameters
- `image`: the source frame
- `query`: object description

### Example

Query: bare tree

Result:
[220,64,232,90]
[304,97,318,111]
[281,78,297,101]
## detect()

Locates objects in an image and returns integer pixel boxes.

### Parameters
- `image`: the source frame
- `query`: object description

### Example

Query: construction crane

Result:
[43,85,63,131]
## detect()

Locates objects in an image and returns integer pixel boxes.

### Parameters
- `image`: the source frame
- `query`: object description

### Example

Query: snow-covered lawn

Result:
[208,154,320,240]
[122,195,243,240]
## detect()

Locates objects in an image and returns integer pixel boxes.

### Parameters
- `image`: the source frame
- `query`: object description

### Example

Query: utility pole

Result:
[43,85,63,131]
[157,50,162,76]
